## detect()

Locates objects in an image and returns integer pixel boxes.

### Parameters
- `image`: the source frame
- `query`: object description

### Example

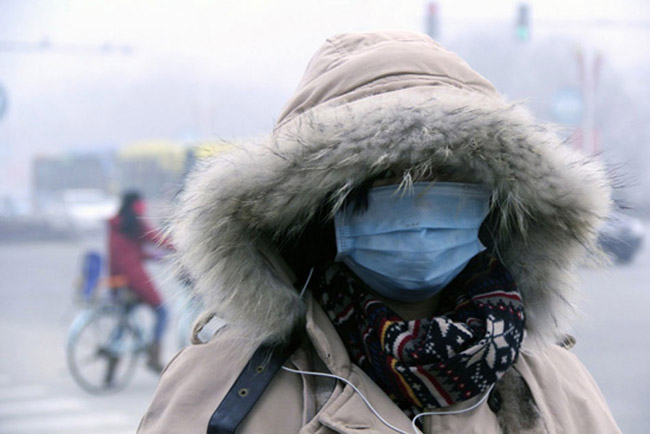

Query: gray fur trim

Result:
[494,368,548,434]
[172,86,611,350]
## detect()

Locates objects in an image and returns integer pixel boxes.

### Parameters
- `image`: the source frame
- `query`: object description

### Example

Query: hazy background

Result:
[1,0,650,207]
[1,1,649,433]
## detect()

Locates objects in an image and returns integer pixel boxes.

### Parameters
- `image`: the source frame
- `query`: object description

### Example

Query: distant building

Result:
[116,139,187,199]
[30,139,236,207]
[32,154,111,196]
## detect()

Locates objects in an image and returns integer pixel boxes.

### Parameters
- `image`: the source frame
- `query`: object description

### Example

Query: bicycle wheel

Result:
[66,306,143,394]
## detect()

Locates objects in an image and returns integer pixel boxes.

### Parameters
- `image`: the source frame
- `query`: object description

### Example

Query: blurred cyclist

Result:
[108,191,173,373]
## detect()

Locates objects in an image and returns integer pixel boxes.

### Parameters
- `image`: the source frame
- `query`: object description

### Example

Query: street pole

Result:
[577,47,603,154]
[426,2,439,41]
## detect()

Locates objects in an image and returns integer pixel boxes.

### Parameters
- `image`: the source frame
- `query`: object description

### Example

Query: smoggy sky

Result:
[1,0,648,197]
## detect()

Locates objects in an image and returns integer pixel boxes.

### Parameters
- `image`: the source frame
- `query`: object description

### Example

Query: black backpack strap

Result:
[206,336,299,434]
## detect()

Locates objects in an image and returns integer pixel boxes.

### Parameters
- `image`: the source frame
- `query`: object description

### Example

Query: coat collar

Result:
[304,291,351,377]
[303,293,416,433]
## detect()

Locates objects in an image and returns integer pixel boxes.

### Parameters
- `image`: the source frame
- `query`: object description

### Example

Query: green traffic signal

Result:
[516,3,530,41]
[516,26,530,41]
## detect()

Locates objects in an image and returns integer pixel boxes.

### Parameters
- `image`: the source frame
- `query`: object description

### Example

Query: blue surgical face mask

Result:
[334,182,490,302]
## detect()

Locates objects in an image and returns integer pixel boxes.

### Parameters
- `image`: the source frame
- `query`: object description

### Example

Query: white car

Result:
[598,210,645,264]
[61,189,119,234]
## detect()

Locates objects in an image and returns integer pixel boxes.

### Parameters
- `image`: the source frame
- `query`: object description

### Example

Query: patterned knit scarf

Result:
[314,252,525,412]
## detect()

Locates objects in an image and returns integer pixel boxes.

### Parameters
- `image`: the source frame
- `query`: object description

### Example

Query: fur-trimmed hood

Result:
[173,32,611,350]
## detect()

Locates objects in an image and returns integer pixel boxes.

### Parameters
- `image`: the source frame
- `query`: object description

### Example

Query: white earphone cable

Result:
[409,384,494,432]
[299,267,314,298]
[282,366,493,434]
[282,366,416,434]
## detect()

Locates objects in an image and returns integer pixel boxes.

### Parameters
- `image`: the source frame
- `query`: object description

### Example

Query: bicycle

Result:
[66,251,204,394]
[66,274,154,394]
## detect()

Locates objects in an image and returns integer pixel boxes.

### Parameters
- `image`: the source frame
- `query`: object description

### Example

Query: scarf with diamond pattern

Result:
[314,252,525,412]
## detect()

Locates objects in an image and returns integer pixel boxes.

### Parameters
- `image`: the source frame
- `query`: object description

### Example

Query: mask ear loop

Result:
[299,267,314,298]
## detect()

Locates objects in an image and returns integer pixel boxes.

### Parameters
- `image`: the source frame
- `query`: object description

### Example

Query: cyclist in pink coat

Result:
[108,191,173,372]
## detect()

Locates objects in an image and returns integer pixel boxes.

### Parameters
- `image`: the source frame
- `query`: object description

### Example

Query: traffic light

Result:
[426,2,439,40]
[516,3,530,41]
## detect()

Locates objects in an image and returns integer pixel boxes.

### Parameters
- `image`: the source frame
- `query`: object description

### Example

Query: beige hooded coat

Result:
[139,32,620,433]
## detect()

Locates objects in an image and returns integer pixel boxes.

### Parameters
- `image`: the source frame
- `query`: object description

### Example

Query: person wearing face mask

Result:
[108,191,173,373]
[138,32,620,433]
